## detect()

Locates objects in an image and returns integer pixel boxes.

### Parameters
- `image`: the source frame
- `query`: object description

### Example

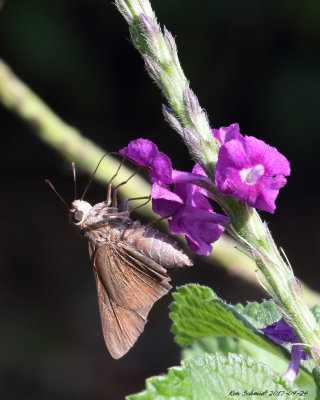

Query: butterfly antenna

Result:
[71,162,77,200]
[45,179,69,211]
[81,153,110,200]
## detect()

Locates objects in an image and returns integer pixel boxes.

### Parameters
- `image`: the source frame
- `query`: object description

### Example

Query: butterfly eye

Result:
[72,210,83,223]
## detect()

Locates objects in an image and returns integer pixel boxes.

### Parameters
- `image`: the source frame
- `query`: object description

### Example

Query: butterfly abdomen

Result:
[128,226,193,269]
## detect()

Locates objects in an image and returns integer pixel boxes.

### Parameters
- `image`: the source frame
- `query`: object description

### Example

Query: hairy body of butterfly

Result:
[70,198,193,359]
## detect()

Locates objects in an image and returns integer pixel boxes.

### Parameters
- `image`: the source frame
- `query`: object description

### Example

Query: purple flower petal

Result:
[149,151,173,184]
[120,138,158,168]
[191,164,215,200]
[261,318,297,345]
[151,179,229,255]
[243,136,290,177]
[211,123,242,144]
[169,205,227,255]
[261,318,310,382]
[215,134,290,213]
[192,164,206,176]
[180,204,229,224]
[151,183,183,217]
[172,169,211,186]
[120,138,173,184]
[174,181,213,214]
[284,345,303,382]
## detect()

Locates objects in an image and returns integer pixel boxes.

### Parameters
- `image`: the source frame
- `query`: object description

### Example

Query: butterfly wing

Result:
[89,242,172,359]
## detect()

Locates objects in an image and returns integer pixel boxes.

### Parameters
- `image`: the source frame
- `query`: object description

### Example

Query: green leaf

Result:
[234,299,281,328]
[126,353,303,400]
[312,367,320,399]
[182,336,285,369]
[170,284,287,359]
[182,337,316,398]
[182,337,249,360]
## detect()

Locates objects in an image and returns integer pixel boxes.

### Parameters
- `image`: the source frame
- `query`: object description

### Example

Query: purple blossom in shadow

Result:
[151,180,229,255]
[191,163,214,200]
[169,181,229,255]
[120,138,229,255]
[261,318,310,382]
[214,124,290,213]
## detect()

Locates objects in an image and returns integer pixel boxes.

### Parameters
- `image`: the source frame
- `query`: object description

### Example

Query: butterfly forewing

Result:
[93,267,147,359]
[89,241,173,358]
[91,242,172,311]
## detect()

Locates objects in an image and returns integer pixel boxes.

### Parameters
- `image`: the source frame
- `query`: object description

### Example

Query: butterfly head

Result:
[70,200,92,226]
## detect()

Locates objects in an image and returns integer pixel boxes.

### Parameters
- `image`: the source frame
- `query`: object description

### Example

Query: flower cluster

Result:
[120,124,290,254]
[261,318,310,381]
[120,139,229,255]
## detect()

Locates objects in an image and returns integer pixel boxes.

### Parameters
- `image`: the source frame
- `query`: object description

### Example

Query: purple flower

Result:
[120,138,229,255]
[214,124,290,213]
[151,181,229,255]
[261,318,310,381]
[120,139,211,186]
[169,181,229,255]
[120,138,173,184]
[211,123,242,144]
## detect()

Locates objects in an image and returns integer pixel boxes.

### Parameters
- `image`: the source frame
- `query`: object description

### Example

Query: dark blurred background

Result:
[0,0,319,398]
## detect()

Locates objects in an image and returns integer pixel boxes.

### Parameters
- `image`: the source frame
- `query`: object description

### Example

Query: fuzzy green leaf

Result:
[126,353,303,400]
[170,284,287,359]
[312,367,320,398]
[182,337,248,360]
[182,337,315,397]
[234,299,281,328]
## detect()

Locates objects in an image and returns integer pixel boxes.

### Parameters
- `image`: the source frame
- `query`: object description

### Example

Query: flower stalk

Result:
[115,0,320,366]
[115,0,217,170]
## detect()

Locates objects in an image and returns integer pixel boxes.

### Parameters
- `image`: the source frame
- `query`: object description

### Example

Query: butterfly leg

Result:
[106,183,113,206]
[105,151,130,206]
[142,210,177,229]
[121,196,151,212]
[143,215,169,229]
[110,167,142,207]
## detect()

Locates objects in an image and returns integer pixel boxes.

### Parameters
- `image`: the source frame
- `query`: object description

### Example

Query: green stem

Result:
[115,0,320,365]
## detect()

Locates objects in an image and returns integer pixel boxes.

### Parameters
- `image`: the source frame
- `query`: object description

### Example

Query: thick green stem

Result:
[115,0,320,365]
